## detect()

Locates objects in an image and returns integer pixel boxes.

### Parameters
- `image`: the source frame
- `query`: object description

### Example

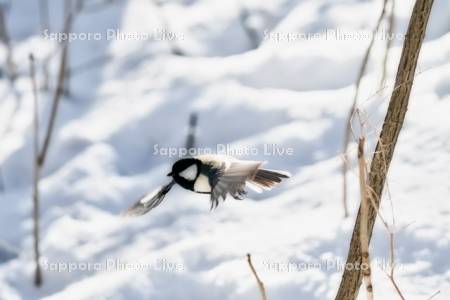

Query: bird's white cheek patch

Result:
[194,174,211,192]
[179,164,198,181]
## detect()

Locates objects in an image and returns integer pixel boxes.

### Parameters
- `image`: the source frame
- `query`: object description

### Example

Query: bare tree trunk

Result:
[335,0,434,299]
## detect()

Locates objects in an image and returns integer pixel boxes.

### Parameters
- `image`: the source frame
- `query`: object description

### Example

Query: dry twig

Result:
[246,254,268,300]
[341,0,389,218]
[380,0,396,88]
[29,54,42,287]
[356,112,406,299]
[40,0,81,92]
[29,10,72,282]
[427,290,441,300]
[39,14,72,165]
[357,137,374,300]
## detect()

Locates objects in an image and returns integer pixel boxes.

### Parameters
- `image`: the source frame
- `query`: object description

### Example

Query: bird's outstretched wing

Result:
[210,161,262,210]
[122,180,175,217]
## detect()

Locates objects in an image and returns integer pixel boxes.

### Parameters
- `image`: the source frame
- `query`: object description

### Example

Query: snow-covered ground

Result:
[0,0,449,299]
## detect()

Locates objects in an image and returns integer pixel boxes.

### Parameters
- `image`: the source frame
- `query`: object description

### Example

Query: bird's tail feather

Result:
[250,168,291,190]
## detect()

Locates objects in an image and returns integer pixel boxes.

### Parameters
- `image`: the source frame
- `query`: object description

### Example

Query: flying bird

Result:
[123,154,290,216]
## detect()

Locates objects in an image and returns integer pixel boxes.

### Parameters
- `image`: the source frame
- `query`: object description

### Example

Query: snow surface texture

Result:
[0,0,449,299]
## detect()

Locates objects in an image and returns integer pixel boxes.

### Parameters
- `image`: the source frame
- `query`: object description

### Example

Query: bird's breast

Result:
[194,174,212,193]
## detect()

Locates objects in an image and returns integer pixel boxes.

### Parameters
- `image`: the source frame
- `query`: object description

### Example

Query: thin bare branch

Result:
[387,233,406,300]
[0,3,16,83]
[30,54,43,287]
[341,0,389,218]
[388,275,406,300]
[38,12,73,165]
[62,0,73,96]
[246,254,268,300]
[40,0,82,92]
[25,9,78,286]
[380,0,396,88]
[427,290,441,300]
[368,185,406,300]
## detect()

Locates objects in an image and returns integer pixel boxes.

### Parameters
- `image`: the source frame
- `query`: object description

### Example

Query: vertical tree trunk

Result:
[335,0,434,299]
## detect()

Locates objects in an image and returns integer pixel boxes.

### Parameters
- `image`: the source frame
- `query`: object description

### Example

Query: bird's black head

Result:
[168,158,201,191]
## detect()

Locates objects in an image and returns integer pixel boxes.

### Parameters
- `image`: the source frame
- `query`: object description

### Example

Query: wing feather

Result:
[209,161,262,209]
[122,181,175,217]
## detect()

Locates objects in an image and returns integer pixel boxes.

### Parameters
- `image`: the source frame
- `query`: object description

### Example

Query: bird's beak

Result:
[167,172,173,177]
